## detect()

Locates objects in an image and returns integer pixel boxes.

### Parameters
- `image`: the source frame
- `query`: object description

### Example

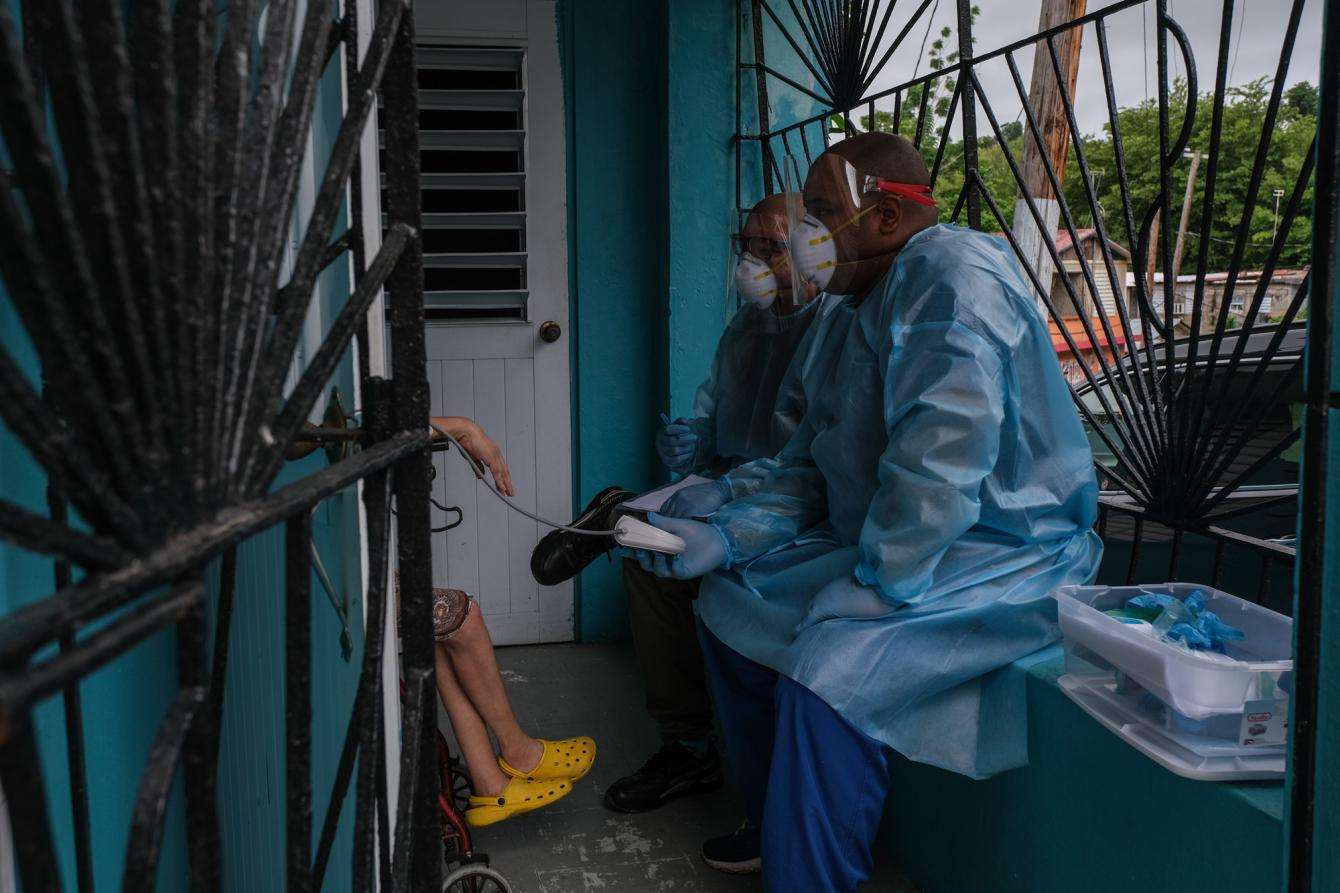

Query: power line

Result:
[1229,0,1249,83]
[1142,3,1149,101]
[911,0,942,81]
[1182,230,1309,249]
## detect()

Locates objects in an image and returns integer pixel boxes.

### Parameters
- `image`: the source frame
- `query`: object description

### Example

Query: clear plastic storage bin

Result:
[1053,583,1293,780]
[1054,582,1292,720]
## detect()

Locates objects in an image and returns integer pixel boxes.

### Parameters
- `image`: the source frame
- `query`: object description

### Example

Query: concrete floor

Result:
[450,642,915,892]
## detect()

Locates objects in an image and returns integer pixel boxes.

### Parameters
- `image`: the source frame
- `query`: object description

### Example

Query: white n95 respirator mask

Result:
[789,214,838,294]
[734,253,780,309]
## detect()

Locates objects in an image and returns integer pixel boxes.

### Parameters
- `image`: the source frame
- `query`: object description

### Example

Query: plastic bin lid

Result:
[1059,674,1285,781]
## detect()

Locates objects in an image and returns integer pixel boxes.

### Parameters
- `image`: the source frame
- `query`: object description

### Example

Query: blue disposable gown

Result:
[697,225,1103,778]
[683,297,829,475]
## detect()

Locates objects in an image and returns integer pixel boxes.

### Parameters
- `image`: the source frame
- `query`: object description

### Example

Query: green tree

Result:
[1058,77,1315,271]
[845,27,1316,267]
[1285,80,1318,118]
[851,5,980,147]
[913,76,1314,257]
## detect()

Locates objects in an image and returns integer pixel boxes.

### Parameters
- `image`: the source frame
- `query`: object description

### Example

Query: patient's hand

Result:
[430,416,515,497]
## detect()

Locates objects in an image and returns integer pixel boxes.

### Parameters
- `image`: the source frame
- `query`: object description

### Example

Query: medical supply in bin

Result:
[1054,582,1292,780]
[1110,590,1245,653]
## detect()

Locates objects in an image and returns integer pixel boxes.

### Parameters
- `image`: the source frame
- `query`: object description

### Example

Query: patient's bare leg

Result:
[442,605,545,775]
[434,644,510,796]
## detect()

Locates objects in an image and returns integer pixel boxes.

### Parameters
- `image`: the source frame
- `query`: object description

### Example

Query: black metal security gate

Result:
[736,0,1335,888]
[0,0,445,888]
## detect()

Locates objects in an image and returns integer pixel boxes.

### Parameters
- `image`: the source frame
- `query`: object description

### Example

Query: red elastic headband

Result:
[873,180,937,207]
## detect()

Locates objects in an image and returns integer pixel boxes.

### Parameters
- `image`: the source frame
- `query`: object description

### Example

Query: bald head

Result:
[738,192,806,307]
[801,133,938,296]
[829,132,931,186]
[752,192,793,217]
[742,191,798,244]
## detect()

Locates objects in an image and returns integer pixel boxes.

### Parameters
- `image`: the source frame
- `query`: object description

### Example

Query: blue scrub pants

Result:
[698,625,892,892]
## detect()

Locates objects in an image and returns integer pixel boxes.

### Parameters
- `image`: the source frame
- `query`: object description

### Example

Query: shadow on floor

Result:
[450,642,915,892]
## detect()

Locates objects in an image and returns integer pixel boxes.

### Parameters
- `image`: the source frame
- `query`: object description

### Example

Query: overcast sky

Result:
[852,0,1325,138]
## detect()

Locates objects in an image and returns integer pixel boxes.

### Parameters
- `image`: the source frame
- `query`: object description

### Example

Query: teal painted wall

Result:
[666,2,737,421]
[737,1,833,211]
[1290,1,1339,881]
[565,0,824,641]
[0,3,187,887]
[563,0,669,641]
[667,1,827,422]
[0,3,367,885]
[212,35,368,889]
[0,294,189,893]
[882,656,1285,893]
[1312,409,1340,890]
[211,482,366,892]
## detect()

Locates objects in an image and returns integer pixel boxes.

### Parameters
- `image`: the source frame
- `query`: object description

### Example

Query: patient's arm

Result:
[430,415,514,496]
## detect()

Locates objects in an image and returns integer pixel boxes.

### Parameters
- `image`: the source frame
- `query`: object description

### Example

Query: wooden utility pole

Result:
[1170,148,1201,327]
[1013,0,1087,311]
[1145,210,1161,301]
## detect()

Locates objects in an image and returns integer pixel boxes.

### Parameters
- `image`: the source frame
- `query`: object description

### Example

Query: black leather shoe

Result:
[603,741,723,813]
[701,820,761,875]
[529,486,634,586]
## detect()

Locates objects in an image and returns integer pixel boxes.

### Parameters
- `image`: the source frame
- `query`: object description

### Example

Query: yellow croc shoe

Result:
[498,736,597,782]
[464,776,572,828]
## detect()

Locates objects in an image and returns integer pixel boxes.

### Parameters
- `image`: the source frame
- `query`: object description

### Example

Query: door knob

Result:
[539,320,562,343]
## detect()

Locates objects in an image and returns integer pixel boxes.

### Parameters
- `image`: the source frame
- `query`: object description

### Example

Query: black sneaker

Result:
[603,741,723,813]
[701,820,762,875]
[529,486,634,586]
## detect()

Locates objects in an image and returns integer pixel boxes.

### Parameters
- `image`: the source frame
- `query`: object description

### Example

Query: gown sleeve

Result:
[716,319,818,501]
[719,457,777,499]
[710,458,828,567]
[683,350,721,471]
[855,317,1006,605]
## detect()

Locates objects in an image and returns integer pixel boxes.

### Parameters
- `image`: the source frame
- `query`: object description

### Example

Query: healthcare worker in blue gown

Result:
[531,194,839,817]
[627,132,1102,890]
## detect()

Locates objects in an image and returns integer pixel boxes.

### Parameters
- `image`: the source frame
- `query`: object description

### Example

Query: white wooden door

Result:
[412,0,573,645]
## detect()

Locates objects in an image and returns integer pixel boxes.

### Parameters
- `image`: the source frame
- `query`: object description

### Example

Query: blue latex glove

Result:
[628,512,728,580]
[1165,620,1215,651]
[1172,609,1244,653]
[1183,590,1208,614]
[655,418,699,472]
[660,478,733,519]
[1126,590,1244,652]
[1127,593,1179,613]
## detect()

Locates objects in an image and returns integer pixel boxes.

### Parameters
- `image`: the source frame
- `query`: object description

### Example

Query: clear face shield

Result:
[727,189,809,314]
[786,153,937,296]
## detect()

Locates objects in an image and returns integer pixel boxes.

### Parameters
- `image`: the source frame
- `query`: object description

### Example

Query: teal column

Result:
[666,2,738,420]
[1307,77,1340,893]
[564,0,824,640]
[563,0,668,640]
[665,1,827,421]
[1288,1,1339,886]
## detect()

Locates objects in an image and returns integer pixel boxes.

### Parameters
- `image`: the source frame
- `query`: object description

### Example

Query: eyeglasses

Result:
[730,233,788,258]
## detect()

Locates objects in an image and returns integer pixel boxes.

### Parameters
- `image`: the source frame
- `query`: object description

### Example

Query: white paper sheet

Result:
[618,475,713,514]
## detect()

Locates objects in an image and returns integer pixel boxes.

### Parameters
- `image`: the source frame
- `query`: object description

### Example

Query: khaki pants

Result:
[621,558,713,742]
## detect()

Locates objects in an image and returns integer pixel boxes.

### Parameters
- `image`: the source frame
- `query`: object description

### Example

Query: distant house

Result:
[1042,229,1142,387]
[1049,229,1136,319]
[1126,268,1309,333]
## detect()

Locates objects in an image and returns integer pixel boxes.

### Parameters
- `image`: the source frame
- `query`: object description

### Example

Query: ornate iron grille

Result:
[740,0,1322,540]
[736,0,1336,887]
[0,0,446,888]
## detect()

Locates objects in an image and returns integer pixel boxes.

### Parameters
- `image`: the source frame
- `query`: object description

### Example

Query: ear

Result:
[875,194,903,235]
